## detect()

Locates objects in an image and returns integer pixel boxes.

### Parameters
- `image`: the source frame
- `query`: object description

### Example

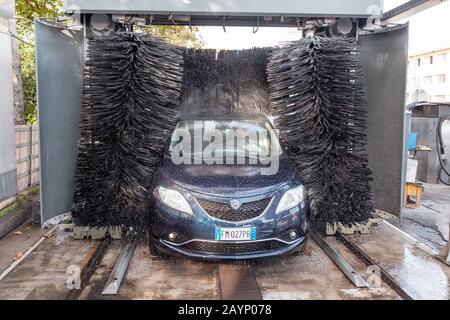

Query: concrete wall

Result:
[15,125,40,190]
[0,0,17,201]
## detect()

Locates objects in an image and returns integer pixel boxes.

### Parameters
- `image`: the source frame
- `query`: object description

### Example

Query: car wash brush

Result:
[268,36,374,233]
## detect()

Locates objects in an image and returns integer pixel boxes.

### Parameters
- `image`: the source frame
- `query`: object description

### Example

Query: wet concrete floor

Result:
[81,240,220,300]
[0,219,448,300]
[0,221,42,273]
[348,221,450,300]
[81,238,401,300]
[252,240,399,300]
[0,226,98,300]
[401,183,450,252]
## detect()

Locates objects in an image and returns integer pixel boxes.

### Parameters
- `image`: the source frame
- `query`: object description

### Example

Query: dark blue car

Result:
[149,113,309,260]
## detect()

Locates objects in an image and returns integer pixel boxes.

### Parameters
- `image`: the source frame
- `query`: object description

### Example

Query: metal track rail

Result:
[310,230,370,288]
[66,236,112,300]
[335,232,414,300]
[102,233,138,295]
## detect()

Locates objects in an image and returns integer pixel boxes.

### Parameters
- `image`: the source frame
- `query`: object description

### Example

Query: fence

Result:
[15,125,39,191]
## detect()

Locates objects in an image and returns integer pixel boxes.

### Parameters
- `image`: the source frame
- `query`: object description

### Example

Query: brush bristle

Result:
[71,33,184,230]
[181,48,271,116]
[72,34,373,234]
[267,37,374,232]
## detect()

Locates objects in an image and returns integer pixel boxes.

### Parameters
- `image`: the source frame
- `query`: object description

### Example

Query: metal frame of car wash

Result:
[35,0,440,227]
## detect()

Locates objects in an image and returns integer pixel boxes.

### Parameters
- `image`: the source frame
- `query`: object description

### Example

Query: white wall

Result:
[406,50,450,104]
[64,0,382,16]
[0,0,17,200]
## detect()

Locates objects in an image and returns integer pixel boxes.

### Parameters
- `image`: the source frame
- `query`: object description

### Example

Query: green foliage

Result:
[0,186,40,218]
[19,36,37,124]
[17,33,37,124]
[143,25,204,48]
[16,0,62,27]
[0,202,19,218]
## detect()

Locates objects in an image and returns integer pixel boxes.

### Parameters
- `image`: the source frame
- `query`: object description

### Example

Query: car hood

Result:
[157,156,296,197]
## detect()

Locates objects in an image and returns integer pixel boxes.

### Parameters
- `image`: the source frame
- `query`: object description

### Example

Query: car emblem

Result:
[230,199,241,211]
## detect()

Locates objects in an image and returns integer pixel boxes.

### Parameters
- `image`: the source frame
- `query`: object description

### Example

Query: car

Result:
[149,112,310,260]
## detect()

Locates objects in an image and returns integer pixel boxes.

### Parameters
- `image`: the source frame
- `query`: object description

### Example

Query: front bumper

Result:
[150,185,309,260]
[153,236,308,260]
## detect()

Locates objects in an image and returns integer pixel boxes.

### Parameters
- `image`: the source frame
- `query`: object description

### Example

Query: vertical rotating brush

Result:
[72,33,373,234]
[71,33,184,231]
[268,37,374,233]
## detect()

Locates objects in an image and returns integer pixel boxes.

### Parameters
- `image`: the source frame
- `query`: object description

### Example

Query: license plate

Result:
[215,227,256,241]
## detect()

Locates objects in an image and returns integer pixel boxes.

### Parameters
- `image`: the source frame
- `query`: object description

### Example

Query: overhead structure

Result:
[64,0,381,16]
[64,0,382,27]
[382,0,447,23]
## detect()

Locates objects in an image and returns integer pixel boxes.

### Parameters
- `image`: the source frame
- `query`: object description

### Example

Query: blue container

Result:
[408,132,417,151]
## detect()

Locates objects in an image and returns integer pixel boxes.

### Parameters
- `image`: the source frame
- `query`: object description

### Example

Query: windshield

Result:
[168,120,282,162]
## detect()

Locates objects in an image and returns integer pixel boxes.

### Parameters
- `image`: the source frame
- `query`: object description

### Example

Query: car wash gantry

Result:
[0,0,448,300]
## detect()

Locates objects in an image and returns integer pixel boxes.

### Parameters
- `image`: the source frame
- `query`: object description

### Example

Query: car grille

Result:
[196,197,271,222]
[180,240,287,255]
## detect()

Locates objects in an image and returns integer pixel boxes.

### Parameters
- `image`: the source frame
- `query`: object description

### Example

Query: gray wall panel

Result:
[359,25,409,218]
[0,169,17,200]
[35,20,84,226]
[412,117,450,183]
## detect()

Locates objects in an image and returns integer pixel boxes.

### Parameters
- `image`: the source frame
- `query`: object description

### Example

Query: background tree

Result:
[143,25,204,48]
[15,0,203,124]
[15,0,62,124]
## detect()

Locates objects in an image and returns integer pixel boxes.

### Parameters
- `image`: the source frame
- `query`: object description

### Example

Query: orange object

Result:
[404,182,424,208]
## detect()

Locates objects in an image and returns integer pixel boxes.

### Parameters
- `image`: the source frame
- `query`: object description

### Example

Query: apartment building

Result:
[406,48,450,104]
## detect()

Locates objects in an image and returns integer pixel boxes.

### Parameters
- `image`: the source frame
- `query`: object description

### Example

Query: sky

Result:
[199,26,303,50]
[199,0,450,55]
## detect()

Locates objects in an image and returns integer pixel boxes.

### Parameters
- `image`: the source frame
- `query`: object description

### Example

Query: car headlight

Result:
[276,186,305,214]
[153,186,193,214]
